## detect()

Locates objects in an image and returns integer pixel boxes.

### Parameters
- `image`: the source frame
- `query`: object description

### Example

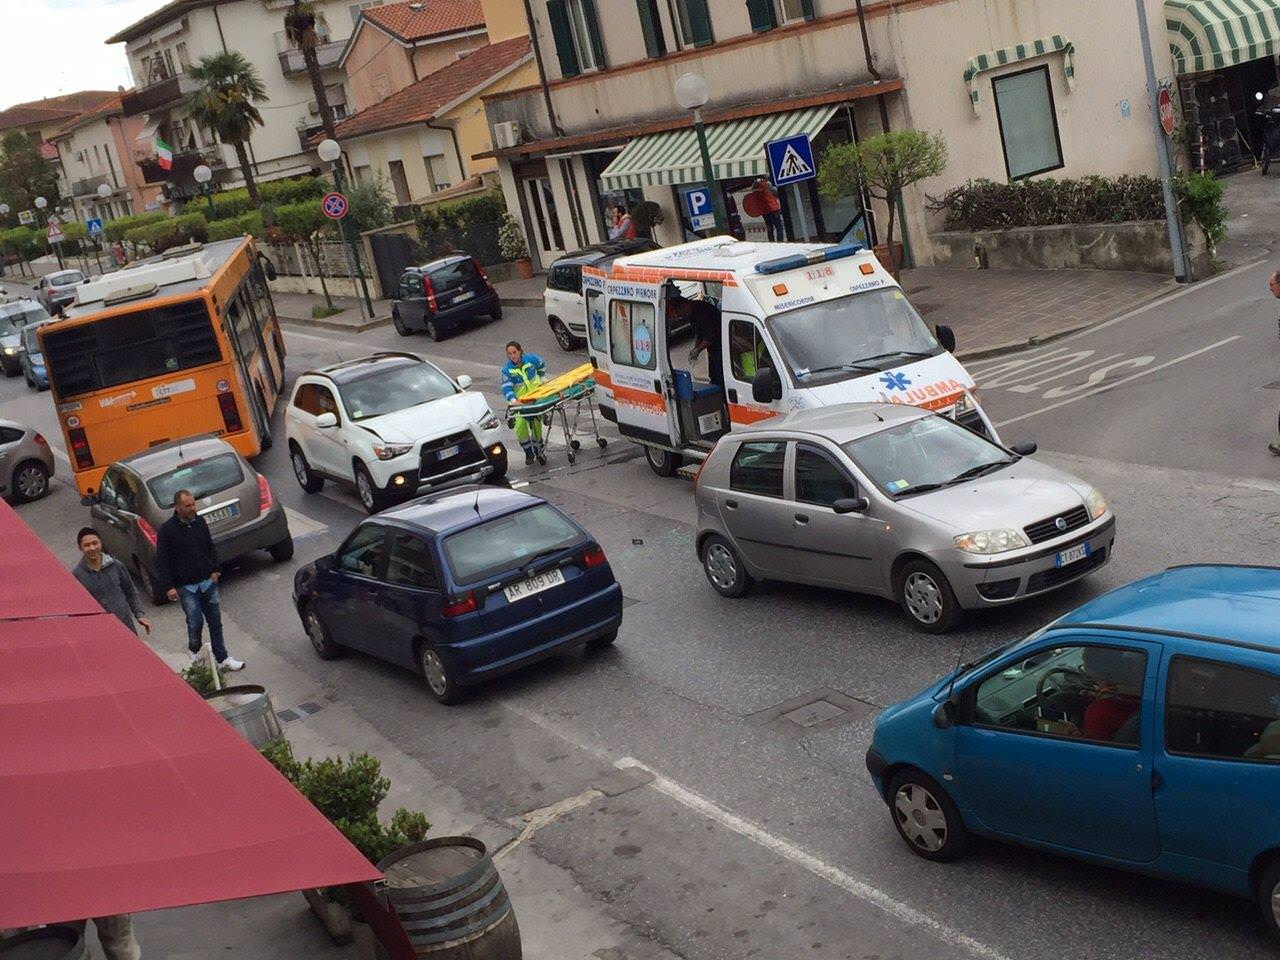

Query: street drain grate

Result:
[750,688,875,738]
[277,701,325,724]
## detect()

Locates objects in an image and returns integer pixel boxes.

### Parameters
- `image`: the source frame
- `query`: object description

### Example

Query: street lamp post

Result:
[34,195,63,270]
[674,73,728,235]
[317,138,374,319]
[93,183,112,275]
[193,164,215,218]
[0,203,10,277]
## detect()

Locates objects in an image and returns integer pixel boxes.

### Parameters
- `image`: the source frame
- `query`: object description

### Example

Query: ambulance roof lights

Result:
[754,243,866,275]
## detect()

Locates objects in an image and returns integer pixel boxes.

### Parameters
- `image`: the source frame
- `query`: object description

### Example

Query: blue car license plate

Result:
[1055,542,1090,567]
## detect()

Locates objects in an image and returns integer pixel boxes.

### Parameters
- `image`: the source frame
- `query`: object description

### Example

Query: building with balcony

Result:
[480,1,1180,272]
[339,0,490,113]
[107,0,364,200]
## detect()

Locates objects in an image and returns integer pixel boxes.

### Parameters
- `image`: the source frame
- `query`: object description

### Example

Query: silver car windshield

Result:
[769,288,941,385]
[146,453,245,506]
[340,362,456,421]
[843,415,1015,497]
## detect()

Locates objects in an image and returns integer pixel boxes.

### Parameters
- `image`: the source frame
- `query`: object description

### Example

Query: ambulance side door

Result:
[604,278,677,448]
[582,267,614,419]
[723,314,786,431]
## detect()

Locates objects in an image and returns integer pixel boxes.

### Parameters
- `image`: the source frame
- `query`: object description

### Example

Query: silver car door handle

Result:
[725,498,739,510]
[794,513,810,526]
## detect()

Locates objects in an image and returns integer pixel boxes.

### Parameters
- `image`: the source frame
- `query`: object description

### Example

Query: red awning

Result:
[0,500,380,927]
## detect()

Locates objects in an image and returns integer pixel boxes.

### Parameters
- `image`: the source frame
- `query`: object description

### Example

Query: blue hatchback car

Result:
[867,564,1280,941]
[293,485,623,703]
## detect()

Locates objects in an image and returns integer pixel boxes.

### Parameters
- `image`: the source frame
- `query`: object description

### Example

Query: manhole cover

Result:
[782,699,847,727]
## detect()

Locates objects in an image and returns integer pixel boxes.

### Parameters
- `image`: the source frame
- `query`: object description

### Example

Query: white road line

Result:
[614,757,1013,960]
[993,336,1241,427]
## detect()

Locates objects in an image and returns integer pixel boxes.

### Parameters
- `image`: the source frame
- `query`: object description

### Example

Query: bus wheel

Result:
[644,446,682,477]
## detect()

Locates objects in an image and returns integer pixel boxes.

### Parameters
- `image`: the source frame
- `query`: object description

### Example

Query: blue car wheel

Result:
[887,769,969,862]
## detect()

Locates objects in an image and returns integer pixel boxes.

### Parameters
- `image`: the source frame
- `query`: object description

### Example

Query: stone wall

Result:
[929,220,1212,278]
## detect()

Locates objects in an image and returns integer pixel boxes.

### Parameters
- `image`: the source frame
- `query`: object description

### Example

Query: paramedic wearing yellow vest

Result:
[502,340,548,465]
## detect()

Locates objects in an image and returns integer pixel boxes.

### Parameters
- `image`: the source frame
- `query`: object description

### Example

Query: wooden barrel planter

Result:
[202,684,282,748]
[377,836,521,959]
[0,925,88,959]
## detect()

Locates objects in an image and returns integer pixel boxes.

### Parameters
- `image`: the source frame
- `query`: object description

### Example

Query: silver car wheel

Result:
[305,610,326,656]
[904,571,943,624]
[291,449,309,487]
[356,471,375,510]
[894,782,948,852]
[15,463,47,500]
[421,648,448,696]
[704,542,738,590]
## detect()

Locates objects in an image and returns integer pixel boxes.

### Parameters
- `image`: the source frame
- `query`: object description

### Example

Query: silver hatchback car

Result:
[84,435,293,603]
[0,418,55,503]
[694,404,1115,632]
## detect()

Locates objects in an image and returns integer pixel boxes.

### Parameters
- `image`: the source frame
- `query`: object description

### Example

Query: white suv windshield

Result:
[844,415,1014,497]
[339,361,456,421]
[769,288,940,385]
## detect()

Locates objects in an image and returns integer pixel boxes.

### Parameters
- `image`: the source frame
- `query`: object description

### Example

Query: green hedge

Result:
[415,190,505,235]
[202,176,328,221]
[207,211,265,242]
[0,225,42,261]
[104,211,167,243]
[124,212,208,252]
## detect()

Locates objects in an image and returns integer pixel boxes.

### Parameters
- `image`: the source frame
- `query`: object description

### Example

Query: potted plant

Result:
[261,740,430,946]
[498,213,532,279]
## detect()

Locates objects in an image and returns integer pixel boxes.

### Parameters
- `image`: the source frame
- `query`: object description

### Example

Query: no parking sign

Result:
[321,192,349,220]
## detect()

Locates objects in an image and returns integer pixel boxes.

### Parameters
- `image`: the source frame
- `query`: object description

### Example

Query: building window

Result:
[992,65,1064,181]
[424,154,451,192]
[353,164,372,184]
[386,160,410,204]
[776,0,815,24]
[176,41,190,71]
[636,0,666,58]
[546,0,604,78]
[675,0,714,47]
[349,0,384,26]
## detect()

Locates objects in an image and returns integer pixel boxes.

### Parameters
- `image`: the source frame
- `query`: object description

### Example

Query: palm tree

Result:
[284,0,336,140]
[187,52,268,203]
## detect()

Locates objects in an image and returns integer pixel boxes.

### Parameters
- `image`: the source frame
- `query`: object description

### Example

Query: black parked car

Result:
[392,256,502,341]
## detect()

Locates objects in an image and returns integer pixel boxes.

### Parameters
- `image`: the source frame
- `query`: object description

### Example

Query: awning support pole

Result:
[346,882,416,960]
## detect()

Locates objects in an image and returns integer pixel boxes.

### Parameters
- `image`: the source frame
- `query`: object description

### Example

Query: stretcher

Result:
[507,363,608,464]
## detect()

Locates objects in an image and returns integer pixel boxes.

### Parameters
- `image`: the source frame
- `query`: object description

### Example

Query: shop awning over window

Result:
[1166,0,1280,75]
[0,499,381,928]
[963,35,1075,115]
[598,105,837,190]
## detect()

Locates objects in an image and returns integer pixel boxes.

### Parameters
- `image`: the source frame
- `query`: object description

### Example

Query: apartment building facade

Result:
[107,0,370,202]
[481,0,1181,271]
[50,95,166,224]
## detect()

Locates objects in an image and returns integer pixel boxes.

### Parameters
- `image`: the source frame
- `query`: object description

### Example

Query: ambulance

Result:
[582,236,997,475]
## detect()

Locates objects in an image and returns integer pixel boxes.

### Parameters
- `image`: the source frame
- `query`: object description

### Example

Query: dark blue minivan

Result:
[293,486,622,703]
[866,564,1280,942]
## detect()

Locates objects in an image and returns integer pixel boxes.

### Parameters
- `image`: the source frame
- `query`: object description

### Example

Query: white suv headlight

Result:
[1085,488,1108,520]
[372,443,413,461]
[954,528,1030,554]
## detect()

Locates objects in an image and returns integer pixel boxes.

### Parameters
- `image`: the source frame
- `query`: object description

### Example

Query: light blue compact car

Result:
[867,564,1280,942]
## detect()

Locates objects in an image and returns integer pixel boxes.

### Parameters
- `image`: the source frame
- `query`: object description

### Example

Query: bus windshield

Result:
[767,287,941,386]
[44,299,221,397]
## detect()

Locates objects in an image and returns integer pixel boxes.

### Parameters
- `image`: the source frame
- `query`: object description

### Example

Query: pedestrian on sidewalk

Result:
[502,341,548,466]
[609,205,637,241]
[750,178,785,242]
[71,528,151,636]
[154,489,244,671]
[1270,270,1280,457]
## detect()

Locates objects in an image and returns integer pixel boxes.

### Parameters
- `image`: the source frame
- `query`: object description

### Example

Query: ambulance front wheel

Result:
[644,446,682,477]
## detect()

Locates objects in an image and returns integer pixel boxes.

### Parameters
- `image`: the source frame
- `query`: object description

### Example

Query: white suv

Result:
[285,353,506,513]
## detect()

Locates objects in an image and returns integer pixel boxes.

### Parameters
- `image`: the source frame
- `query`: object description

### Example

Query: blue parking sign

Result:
[765,133,816,187]
[681,186,715,231]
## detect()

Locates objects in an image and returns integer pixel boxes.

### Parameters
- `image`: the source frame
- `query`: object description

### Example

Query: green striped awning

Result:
[964,35,1075,116]
[598,106,837,191]
[1167,0,1280,75]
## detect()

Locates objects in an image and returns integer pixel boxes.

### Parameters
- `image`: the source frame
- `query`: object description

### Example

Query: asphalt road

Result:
[4,268,1280,960]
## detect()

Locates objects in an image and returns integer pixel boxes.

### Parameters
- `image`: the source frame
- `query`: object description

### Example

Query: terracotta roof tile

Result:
[49,94,127,141]
[328,36,530,142]
[363,0,485,42]
[0,91,117,132]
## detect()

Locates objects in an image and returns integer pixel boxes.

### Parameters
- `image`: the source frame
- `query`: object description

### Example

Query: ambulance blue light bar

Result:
[754,243,865,276]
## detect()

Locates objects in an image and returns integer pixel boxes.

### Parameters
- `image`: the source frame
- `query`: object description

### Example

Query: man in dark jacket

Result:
[71,527,151,635]
[154,489,244,670]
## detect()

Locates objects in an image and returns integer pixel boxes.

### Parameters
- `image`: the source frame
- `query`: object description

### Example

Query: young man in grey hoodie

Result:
[71,527,151,636]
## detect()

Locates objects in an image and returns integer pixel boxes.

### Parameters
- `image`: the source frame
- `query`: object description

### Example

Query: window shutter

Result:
[582,0,607,69]
[745,0,776,32]
[546,0,580,78]
[685,0,714,46]
[636,0,665,58]
[800,0,816,20]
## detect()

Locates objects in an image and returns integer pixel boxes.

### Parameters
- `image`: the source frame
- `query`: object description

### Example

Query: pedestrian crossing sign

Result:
[765,133,816,187]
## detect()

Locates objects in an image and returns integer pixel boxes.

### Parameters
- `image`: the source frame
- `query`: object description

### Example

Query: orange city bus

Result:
[39,236,287,496]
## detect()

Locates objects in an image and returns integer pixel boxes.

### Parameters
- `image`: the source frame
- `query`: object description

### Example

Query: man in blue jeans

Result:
[154,489,244,671]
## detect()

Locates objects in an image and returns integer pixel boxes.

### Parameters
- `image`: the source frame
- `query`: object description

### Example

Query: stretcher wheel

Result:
[567,451,576,463]
[596,438,608,448]
[570,440,581,450]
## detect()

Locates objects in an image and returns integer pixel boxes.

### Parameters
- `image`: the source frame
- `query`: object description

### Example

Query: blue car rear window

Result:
[443,505,582,585]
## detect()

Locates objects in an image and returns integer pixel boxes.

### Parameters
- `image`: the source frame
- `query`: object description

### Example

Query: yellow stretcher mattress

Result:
[515,363,595,403]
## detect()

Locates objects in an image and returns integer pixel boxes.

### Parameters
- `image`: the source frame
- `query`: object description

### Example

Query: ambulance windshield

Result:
[768,287,941,385]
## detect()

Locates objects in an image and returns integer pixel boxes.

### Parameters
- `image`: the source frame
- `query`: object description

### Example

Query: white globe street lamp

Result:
[673,73,725,233]
[193,163,214,215]
[316,138,341,163]
[0,203,9,216]
[96,183,112,200]
[34,196,47,210]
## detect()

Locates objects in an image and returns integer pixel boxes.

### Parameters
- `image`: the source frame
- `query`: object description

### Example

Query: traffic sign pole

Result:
[322,181,374,318]
[692,109,728,234]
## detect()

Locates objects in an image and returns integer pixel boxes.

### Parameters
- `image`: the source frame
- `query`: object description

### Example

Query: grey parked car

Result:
[693,404,1116,632]
[0,418,54,503]
[33,268,85,313]
[84,435,293,603]
[0,299,50,376]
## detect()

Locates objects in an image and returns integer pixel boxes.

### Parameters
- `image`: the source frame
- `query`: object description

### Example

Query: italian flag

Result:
[155,136,173,171]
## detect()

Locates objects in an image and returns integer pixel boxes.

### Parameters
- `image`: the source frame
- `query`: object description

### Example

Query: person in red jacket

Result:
[751,178,785,242]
